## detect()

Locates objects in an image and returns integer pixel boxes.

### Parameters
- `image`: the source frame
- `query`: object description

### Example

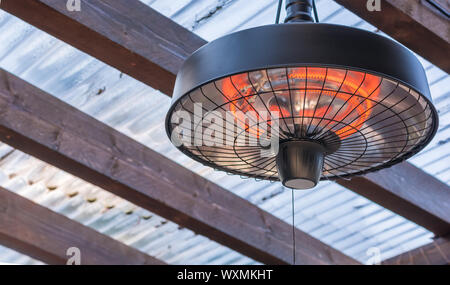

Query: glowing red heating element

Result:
[221,67,381,140]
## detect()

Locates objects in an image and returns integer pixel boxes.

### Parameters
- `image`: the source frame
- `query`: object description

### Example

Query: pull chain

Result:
[291,188,296,265]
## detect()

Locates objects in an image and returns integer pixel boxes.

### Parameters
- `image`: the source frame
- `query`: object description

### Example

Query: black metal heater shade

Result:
[165,23,438,189]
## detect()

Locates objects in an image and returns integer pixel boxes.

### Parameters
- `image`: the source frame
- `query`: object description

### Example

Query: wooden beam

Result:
[0,69,358,265]
[334,0,450,73]
[0,187,165,265]
[337,162,450,237]
[0,0,206,96]
[383,236,450,265]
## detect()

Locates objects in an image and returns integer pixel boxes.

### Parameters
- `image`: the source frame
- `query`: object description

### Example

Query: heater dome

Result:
[166,17,438,190]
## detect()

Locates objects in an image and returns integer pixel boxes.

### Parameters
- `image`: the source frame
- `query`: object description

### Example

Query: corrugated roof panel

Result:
[0,0,447,264]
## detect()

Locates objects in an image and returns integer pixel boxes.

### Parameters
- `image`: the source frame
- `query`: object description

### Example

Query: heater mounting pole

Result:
[285,0,315,23]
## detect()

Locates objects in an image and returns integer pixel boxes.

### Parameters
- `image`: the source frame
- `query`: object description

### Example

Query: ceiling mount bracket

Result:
[285,0,315,23]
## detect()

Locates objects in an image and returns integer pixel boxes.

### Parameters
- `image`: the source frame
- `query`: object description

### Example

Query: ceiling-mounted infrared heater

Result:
[166,0,438,189]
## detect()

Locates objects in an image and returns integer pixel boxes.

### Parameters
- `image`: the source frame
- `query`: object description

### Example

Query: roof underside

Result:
[0,0,448,264]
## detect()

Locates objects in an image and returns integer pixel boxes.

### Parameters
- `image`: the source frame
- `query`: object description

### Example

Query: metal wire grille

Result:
[168,67,435,181]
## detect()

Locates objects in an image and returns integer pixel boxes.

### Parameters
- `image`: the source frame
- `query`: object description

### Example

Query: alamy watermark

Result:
[366,247,382,265]
[367,0,381,12]
[66,247,81,265]
[66,0,81,12]
[170,103,280,157]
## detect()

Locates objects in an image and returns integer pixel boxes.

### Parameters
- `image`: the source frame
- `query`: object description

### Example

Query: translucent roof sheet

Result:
[0,0,448,264]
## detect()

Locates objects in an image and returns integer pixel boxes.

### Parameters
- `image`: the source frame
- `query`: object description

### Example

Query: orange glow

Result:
[222,74,264,137]
[221,68,381,140]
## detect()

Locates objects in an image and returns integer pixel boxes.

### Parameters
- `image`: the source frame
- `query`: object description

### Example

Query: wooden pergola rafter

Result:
[0,188,165,265]
[0,0,448,265]
[383,235,450,265]
[334,0,450,73]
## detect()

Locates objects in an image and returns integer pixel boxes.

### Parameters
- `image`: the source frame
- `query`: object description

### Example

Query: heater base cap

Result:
[284,178,316,189]
[276,141,325,190]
